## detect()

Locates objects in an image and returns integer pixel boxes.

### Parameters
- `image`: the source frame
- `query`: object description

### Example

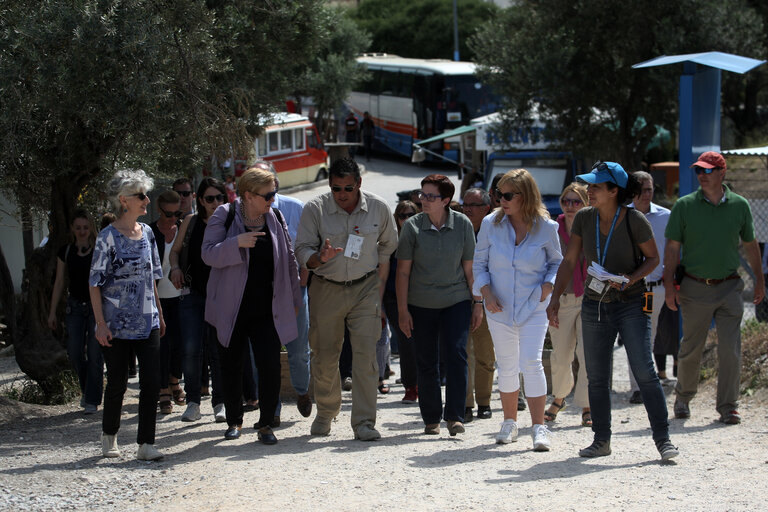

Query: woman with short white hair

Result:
[90,169,165,461]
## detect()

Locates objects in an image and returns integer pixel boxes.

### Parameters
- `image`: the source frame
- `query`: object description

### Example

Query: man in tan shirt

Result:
[295,157,397,440]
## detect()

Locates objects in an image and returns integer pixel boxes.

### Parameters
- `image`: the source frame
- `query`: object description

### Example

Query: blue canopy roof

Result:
[632,51,765,74]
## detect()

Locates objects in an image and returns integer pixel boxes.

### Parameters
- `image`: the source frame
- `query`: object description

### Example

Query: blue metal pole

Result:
[452,0,460,61]
[678,62,695,197]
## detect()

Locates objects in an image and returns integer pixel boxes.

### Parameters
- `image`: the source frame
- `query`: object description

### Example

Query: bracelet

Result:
[96,320,105,326]
[473,299,484,304]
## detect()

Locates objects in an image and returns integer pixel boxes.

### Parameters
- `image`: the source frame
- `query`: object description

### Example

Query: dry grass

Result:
[700,319,768,395]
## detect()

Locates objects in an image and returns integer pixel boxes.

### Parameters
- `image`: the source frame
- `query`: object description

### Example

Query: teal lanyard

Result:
[596,207,621,267]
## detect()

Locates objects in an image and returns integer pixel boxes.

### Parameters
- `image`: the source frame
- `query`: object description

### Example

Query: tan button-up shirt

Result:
[296,190,397,281]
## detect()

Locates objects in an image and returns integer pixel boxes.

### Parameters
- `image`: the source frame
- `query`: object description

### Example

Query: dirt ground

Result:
[1,347,767,512]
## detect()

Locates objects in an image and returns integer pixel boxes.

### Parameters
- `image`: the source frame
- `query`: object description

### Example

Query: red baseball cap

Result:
[691,151,726,170]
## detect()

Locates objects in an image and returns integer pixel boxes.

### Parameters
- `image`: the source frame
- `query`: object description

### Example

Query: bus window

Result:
[307,127,320,149]
[380,69,400,97]
[257,133,267,156]
[294,128,305,150]
[280,130,292,151]
[269,131,279,152]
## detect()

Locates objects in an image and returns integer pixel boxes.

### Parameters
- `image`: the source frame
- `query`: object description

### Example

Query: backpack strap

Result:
[224,203,236,232]
[625,208,643,270]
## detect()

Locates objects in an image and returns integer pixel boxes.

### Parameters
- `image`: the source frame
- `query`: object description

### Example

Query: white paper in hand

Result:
[587,262,629,284]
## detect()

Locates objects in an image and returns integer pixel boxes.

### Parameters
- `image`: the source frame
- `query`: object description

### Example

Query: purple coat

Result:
[202,200,302,347]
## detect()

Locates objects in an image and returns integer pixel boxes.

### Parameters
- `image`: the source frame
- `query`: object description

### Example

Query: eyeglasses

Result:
[694,166,720,175]
[592,161,618,186]
[159,207,183,218]
[462,202,487,209]
[203,194,226,204]
[418,191,443,202]
[496,189,520,202]
[129,192,148,201]
[561,198,583,207]
[253,189,278,201]
[174,190,192,197]
[396,212,416,220]
[331,185,356,193]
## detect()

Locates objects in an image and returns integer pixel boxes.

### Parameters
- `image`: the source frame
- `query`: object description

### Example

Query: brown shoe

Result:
[424,423,440,435]
[297,394,313,418]
[447,421,465,436]
[159,393,173,415]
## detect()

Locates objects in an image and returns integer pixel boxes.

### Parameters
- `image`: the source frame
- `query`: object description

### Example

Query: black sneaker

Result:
[629,391,643,404]
[578,439,611,458]
[477,405,492,419]
[517,396,527,411]
[673,398,690,419]
[656,439,679,461]
[464,407,474,423]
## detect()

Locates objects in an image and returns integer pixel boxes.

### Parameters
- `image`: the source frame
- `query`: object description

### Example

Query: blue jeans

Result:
[65,298,103,406]
[285,286,310,395]
[581,297,670,443]
[178,290,224,406]
[409,300,471,424]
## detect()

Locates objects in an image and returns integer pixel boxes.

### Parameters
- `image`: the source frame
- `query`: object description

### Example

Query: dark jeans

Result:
[65,298,103,406]
[383,291,417,388]
[581,297,670,443]
[409,300,471,424]
[178,291,206,405]
[339,327,353,380]
[218,311,281,428]
[101,330,160,445]
[158,297,181,390]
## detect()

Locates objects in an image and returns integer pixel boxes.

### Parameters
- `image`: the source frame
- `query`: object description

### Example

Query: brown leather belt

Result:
[315,269,377,287]
[684,272,739,286]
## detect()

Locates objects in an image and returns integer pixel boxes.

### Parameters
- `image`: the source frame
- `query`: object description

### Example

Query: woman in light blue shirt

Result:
[473,169,562,451]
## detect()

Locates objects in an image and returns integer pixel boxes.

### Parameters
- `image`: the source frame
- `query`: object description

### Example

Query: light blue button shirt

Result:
[273,193,304,242]
[473,213,562,326]
[628,202,670,282]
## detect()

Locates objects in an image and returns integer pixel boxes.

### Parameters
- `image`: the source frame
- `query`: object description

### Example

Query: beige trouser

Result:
[466,313,495,408]
[309,273,380,431]
[547,293,588,408]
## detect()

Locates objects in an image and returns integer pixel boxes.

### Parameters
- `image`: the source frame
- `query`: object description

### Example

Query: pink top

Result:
[557,214,587,297]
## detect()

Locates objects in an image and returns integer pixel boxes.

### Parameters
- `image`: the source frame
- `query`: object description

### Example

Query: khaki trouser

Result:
[547,293,588,408]
[675,276,744,415]
[309,273,380,431]
[466,313,495,408]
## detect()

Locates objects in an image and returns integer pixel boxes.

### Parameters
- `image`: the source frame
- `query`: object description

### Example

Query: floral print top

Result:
[89,223,162,339]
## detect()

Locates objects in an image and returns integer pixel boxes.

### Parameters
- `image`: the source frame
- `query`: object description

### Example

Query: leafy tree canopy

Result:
[351,0,497,61]
[470,0,766,167]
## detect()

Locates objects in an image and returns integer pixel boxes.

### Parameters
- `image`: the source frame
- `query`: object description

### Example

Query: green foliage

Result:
[351,0,497,61]
[1,370,80,405]
[470,0,766,167]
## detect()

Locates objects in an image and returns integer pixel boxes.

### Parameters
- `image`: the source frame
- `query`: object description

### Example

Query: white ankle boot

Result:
[101,433,120,458]
[137,443,164,461]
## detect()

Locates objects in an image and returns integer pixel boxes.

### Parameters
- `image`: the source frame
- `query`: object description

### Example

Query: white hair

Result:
[106,169,154,215]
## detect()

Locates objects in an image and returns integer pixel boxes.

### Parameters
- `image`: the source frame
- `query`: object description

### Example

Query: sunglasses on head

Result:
[496,189,520,202]
[203,194,226,204]
[592,161,619,186]
[396,212,416,220]
[254,189,278,201]
[561,198,583,207]
[159,207,183,218]
[694,166,720,175]
[174,190,192,197]
[129,192,148,201]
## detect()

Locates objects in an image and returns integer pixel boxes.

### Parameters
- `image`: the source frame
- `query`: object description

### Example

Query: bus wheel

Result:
[315,168,328,181]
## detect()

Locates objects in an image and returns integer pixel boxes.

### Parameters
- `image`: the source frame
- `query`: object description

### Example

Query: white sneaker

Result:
[213,403,227,423]
[181,402,201,422]
[101,433,120,458]
[136,443,164,461]
[532,424,551,452]
[495,419,518,444]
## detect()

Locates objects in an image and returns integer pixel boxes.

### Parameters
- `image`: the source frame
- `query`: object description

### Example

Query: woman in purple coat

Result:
[202,168,302,445]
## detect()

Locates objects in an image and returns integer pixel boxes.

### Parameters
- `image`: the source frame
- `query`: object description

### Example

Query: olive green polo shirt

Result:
[396,209,475,309]
[665,187,755,279]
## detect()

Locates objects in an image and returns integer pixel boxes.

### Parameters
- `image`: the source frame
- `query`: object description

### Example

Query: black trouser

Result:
[339,326,353,380]
[101,330,161,445]
[218,311,281,428]
[383,291,417,388]
[159,297,181,390]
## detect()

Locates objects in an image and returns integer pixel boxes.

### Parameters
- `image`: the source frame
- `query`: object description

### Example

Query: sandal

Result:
[378,382,390,394]
[170,382,186,406]
[544,399,566,422]
[159,393,173,414]
[581,410,592,427]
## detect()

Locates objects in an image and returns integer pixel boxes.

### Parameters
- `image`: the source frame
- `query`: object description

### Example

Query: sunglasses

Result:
[331,185,356,193]
[174,190,192,197]
[129,192,148,201]
[203,194,226,204]
[592,161,619,186]
[496,189,520,202]
[418,191,443,202]
[159,207,183,218]
[561,198,583,207]
[254,189,278,201]
[694,166,720,175]
[396,212,416,220]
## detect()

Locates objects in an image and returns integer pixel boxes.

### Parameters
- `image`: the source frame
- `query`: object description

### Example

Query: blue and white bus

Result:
[345,54,499,159]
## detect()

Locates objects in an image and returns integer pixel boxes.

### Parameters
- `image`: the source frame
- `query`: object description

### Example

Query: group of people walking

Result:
[48,150,759,463]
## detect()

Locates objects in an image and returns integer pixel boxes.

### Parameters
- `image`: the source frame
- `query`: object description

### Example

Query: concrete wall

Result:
[0,192,47,293]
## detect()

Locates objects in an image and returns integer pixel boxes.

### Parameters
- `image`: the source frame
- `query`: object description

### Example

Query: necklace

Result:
[240,201,264,227]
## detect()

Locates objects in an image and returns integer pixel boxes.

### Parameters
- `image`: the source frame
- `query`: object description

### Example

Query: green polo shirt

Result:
[665,187,755,279]
[396,209,475,309]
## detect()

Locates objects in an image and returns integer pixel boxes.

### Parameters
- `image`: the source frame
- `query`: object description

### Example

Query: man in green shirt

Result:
[663,151,765,425]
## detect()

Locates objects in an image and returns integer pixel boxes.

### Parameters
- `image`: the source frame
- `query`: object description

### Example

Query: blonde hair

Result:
[238,168,275,196]
[559,182,588,205]
[493,168,549,227]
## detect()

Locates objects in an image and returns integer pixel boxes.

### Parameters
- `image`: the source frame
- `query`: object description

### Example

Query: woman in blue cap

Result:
[546,161,679,461]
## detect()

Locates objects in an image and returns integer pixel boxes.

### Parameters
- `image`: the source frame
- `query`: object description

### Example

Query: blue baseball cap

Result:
[576,161,628,188]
